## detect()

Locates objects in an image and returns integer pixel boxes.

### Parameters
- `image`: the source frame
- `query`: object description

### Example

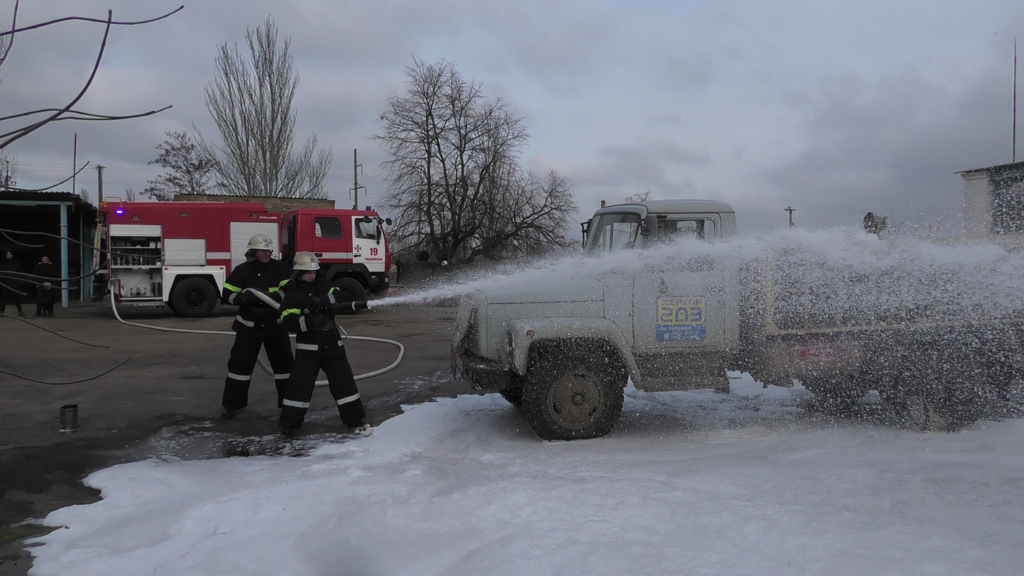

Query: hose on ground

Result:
[109,286,404,384]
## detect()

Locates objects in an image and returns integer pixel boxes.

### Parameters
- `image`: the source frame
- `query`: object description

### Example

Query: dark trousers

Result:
[280,347,365,429]
[0,292,22,315]
[221,329,294,411]
[36,288,55,316]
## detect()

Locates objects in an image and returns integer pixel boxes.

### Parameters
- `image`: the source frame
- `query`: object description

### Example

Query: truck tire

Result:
[878,330,1001,431]
[331,277,367,315]
[522,347,626,440]
[170,277,218,318]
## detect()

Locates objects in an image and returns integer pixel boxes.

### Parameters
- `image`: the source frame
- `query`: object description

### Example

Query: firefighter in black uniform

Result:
[220,234,294,419]
[278,251,372,436]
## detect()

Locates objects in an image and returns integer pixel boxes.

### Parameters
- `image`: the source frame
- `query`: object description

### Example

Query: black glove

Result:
[308,296,322,310]
[306,313,329,331]
[239,290,263,306]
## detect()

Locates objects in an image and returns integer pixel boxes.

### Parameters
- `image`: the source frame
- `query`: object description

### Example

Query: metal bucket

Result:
[59,404,78,433]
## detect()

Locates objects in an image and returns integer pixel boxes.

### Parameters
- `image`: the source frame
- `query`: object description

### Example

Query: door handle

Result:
[313,252,323,257]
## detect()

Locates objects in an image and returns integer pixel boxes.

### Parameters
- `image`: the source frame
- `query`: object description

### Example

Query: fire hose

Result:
[108,287,404,385]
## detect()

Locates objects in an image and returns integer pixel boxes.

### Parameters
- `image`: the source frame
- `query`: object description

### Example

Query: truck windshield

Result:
[585,213,642,253]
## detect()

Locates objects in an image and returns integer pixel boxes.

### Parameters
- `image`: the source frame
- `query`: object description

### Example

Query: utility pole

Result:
[785,206,795,228]
[96,165,105,205]
[351,148,366,210]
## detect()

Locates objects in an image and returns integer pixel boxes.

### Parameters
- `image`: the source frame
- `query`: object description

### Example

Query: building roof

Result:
[0,189,94,206]
[955,160,1024,176]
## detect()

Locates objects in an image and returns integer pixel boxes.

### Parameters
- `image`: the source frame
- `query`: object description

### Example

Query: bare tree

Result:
[624,189,653,203]
[143,130,215,200]
[0,2,180,183]
[199,17,331,199]
[123,187,136,201]
[375,57,576,264]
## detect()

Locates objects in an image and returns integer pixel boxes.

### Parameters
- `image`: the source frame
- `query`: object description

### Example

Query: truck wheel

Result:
[331,278,366,314]
[522,350,625,441]
[170,277,217,318]
[880,339,991,432]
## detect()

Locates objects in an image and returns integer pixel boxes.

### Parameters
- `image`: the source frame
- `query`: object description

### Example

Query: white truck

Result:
[451,199,1024,440]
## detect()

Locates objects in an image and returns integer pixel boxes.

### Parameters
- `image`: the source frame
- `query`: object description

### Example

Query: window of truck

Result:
[354,217,377,240]
[586,213,641,253]
[314,217,342,239]
[655,218,717,242]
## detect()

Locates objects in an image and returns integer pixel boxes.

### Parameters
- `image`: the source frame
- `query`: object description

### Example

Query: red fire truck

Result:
[98,200,391,317]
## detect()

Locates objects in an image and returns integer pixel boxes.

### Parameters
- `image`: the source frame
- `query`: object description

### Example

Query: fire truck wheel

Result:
[170,277,218,318]
[331,278,366,314]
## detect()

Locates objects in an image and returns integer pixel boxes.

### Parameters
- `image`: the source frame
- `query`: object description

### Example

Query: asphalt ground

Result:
[0,298,467,574]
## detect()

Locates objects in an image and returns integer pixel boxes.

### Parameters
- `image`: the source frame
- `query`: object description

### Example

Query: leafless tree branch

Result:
[0,4,180,150]
[199,17,331,199]
[375,58,576,265]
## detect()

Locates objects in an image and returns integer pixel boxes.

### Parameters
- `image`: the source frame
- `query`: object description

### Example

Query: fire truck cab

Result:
[280,207,392,303]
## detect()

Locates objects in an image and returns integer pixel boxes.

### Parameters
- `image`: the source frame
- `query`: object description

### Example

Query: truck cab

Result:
[583,199,737,253]
[280,207,392,302]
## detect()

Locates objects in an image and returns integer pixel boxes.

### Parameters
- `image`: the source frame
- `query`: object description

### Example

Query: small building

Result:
[0,190,99,306]
[958,161,1024,242]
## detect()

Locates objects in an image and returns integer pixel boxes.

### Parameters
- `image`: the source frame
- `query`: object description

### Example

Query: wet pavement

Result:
[0,300,465,575]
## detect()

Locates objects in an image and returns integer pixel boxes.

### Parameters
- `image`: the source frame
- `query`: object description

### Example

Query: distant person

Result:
[278,251,371,437]
[33,255,59,317]
[219,234,294,419]
[0,249,25,317]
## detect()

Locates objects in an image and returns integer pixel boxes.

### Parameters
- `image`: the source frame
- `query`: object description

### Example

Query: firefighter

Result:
[219,233,294,419]
[278,251,371,436]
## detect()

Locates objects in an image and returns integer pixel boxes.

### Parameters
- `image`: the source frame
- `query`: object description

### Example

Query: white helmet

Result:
[292,251,320,271]
[247,234,274,251]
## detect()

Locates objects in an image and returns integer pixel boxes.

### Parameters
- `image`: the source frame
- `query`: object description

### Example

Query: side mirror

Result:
[375,217,392,244]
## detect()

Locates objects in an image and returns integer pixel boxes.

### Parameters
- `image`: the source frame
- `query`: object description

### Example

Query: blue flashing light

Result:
[115,208,125,215]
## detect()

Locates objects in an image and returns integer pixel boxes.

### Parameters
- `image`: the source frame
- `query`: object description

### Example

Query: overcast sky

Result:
[2,1,1023,235]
